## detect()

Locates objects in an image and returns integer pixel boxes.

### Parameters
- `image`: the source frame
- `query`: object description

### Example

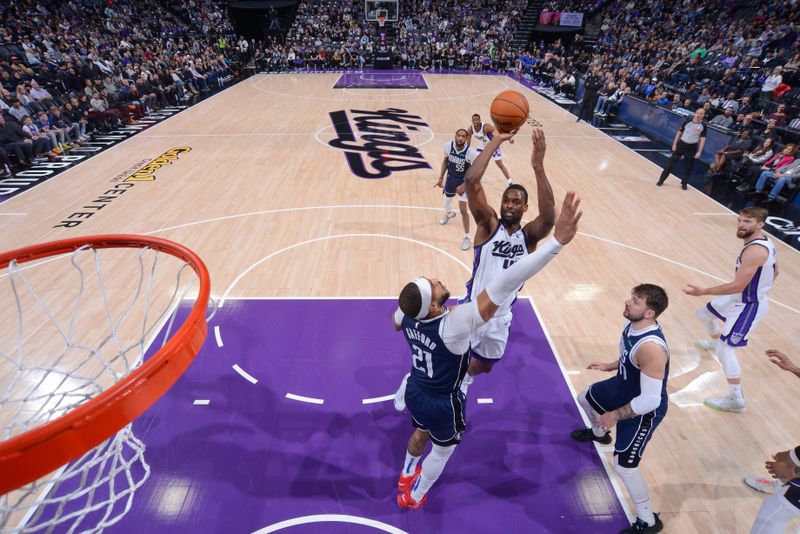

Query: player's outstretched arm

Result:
[523,128,555,248]
[683,244,768,297]
[465,131,515,232]
[475,191,582,321]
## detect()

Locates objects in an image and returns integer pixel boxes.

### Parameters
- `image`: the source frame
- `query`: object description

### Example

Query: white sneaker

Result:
[461,236,470,251]
[696,339,715,351]
[439,211,456,225]
[394,373,410,411]
[704,395,746,413]
[744,476,782,494]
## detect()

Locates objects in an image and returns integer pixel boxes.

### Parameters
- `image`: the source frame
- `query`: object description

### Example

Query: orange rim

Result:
[0,235,210,496]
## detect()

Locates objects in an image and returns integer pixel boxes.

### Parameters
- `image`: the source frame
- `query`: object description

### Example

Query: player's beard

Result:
[737,228,755,239]
[623,308,645,322]
[500,210,522,226]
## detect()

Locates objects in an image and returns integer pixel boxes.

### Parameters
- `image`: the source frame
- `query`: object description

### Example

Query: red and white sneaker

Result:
[397,490,427,510]
[397,464,422,492]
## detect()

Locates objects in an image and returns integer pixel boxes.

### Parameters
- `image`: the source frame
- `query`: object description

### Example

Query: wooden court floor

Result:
[1,73,799,533]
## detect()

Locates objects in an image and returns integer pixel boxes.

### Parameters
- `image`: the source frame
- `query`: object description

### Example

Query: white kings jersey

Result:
[737,236,777,304]
[470,123,491,149]
[463,223,528,316]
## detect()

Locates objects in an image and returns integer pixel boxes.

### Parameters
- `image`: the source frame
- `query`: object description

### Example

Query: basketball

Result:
[490,90,530,133]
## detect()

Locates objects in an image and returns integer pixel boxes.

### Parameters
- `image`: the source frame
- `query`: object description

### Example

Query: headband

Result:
[412,277,432,320]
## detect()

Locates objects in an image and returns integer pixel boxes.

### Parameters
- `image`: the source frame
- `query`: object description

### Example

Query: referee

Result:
[656,108,707,190]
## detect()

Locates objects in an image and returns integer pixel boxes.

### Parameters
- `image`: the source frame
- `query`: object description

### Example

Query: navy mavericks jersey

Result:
[446,141,472,183]
[401,312,470,395]
[617,322,670,416]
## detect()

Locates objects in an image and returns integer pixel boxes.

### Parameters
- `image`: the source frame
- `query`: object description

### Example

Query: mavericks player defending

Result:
[392,190,582,509]
[468,113,515,186]
[572,284,670,534]
[459,127,555,394]
[436,128,480,251]
[685,207,778,412]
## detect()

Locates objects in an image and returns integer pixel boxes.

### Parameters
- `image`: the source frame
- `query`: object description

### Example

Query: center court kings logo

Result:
[327,108,432,179]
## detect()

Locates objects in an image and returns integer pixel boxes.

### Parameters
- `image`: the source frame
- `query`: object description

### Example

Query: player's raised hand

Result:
[531,128,546,169]
[766,349,797,373]
[495,128,519,144]
[553,191,582,245]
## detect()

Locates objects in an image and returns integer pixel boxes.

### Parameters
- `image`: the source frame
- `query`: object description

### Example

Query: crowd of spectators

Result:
[253,0,526,72]
[0,0,239,177]
[515,0,800,211]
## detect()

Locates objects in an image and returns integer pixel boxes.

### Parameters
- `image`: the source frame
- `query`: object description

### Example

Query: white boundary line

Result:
[218,233,472,307]
[524,296,634,522]
[362,394,395,405]
[2,76,243,206]
[285,393,325,405]
[141,203,800,315]
[232,364,258,384]
[252,513,408,534]
[214,325,223,348]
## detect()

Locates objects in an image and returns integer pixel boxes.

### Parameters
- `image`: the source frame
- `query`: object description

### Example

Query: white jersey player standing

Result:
[468,113,515,187]
[684,206,778,413]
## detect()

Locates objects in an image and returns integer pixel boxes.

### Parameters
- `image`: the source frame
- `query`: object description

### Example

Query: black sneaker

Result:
[656,180,664,186]
[681,184,688,190]
[570,427,612,444]
[620,513,663,534]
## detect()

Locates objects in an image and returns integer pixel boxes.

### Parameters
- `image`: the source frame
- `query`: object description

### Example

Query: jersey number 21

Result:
[412,345,434,378]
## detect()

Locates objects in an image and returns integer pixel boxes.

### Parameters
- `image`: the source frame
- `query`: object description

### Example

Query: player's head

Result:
[624,284,668,322]
[455,128,468,146]
[399,277,450,320]
[471,114,481,128]
[500,184,528,226]
[737,207,767,238]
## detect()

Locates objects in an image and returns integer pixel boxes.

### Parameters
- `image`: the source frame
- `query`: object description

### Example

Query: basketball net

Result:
[0,236,210,533]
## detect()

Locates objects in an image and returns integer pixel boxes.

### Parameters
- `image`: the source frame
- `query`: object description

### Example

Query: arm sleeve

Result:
[443,141,450,157]
[485,236,563,306]
[440,300,485,354]
[629,373,663,415]
[700,123,708,138]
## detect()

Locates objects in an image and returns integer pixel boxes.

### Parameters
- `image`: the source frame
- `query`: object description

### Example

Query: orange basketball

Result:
[490,90,530,133]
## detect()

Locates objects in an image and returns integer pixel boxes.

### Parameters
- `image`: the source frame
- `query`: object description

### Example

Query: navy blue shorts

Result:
[443,174,465,198]
[586,376,665,468]
[405,378,466,446]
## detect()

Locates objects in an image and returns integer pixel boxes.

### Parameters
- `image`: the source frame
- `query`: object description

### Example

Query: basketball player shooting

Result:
[459,127,555,394]
[391,191,582,509]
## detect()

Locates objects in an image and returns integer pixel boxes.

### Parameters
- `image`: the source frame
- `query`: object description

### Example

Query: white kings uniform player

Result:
[685,207,778,412]
[468,113,514,187]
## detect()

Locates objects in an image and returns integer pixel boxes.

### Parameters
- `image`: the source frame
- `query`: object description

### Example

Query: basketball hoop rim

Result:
[0,234,211,496]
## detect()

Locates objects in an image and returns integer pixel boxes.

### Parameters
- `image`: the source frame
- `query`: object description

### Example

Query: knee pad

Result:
[695,306,721,336]
[715,340,741,379]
